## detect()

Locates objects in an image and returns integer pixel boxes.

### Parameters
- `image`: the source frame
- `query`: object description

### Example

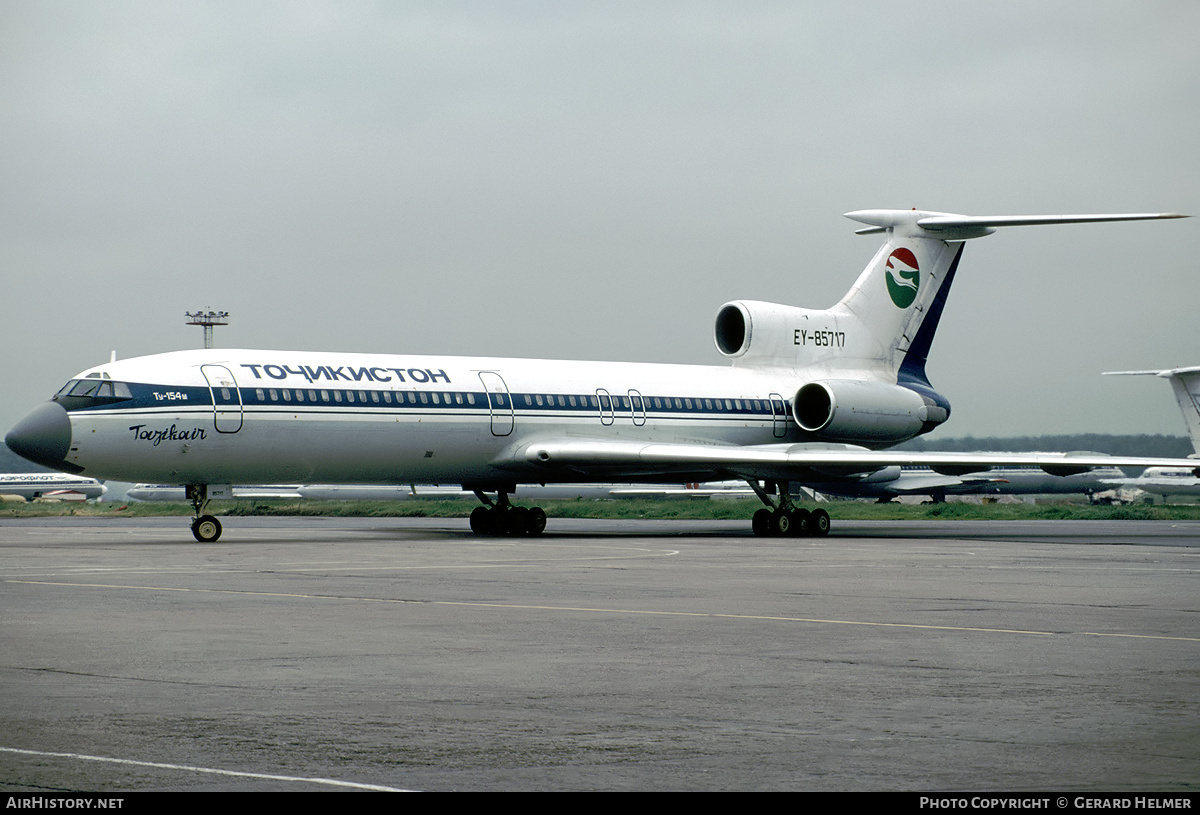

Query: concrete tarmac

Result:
[1,516,1197,791]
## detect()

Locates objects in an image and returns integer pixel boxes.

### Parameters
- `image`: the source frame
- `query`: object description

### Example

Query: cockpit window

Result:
[53,379,134,408]
[99,381,132,399]
[68,380,103,398]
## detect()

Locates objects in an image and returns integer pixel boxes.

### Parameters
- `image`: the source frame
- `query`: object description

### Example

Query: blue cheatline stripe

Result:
[64,383,792,421]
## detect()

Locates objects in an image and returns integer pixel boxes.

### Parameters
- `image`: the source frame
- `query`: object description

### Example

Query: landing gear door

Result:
[478,371,514,436]
[201,365,243,433]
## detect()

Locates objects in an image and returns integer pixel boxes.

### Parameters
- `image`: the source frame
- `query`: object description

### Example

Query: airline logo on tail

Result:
[885,248,920,308]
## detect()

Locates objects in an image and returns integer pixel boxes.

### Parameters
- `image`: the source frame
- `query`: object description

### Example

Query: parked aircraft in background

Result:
[1101,367,1200,500]
[1105,467,1200,500]
[811,463,1126,503]
[0,473,106,501]
[7,209,1195,541]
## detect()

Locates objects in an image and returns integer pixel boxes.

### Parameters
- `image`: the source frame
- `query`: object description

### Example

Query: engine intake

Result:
[714,300,824,362]
[714,303,752,357]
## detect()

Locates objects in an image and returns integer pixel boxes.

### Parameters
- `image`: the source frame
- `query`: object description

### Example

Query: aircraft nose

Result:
[5,402,73,470]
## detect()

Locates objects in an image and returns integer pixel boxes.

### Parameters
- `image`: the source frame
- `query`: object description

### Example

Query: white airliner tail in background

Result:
[1104,367,1200,456]
[6,208,1193,541]
[1101,367,1200,500]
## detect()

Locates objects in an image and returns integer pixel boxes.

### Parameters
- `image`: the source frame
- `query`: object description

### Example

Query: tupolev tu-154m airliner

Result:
[7,209,1197,542]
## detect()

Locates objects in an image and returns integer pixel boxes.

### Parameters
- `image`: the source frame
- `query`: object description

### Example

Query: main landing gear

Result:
[469,489,546,537]
[747,479,830,537]
[186,484,223,543]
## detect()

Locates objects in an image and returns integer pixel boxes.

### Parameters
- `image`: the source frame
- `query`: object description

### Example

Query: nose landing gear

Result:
[186,484,223,542]
[191,514,223,543]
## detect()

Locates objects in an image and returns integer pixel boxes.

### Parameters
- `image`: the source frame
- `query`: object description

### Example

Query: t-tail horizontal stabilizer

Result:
[844,210,1188,239]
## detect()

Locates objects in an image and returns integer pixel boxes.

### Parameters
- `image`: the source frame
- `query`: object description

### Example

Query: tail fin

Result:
[840,210,1188,385]
[1103,367,1200,456]
[716,210,1186,383]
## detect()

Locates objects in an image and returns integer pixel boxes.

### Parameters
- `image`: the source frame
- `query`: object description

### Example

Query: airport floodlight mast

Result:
[185,310,229,349]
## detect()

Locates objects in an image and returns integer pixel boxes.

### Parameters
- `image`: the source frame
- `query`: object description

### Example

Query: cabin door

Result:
[769,393,788,438]
[201,365,244,433]
[628,389,646,426]
[478,371,514,436]
[595,388,615,426]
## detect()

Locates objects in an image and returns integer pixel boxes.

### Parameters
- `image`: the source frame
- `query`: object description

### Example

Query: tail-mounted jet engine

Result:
[714,300,811,362]
[793,380,948,445]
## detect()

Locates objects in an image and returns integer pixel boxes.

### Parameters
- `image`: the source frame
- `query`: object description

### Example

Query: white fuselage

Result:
[56,349,809,488]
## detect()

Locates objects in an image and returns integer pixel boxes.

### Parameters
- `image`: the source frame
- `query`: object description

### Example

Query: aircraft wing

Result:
[517,440,1200,482]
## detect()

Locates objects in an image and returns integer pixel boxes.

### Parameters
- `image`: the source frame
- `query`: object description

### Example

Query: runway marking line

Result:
[8,578,1199,642]
[0,746,413,791]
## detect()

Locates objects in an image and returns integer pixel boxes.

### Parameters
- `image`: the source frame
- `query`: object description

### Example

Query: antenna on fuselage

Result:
[185,310,230,349]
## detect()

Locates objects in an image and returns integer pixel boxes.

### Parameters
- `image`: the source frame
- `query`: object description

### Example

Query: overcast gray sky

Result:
[3,1,1197,440]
